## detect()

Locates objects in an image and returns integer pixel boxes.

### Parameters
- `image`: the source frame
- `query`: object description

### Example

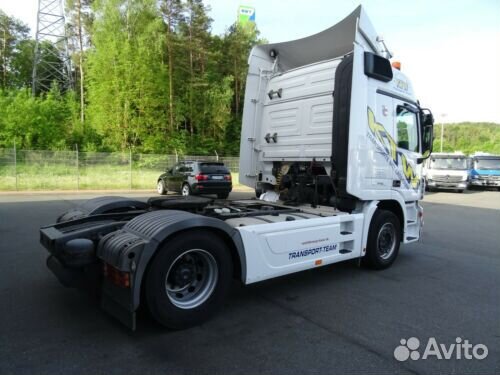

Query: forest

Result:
[0,1,499,157]
[434,123,500,155]
[0,0,262,155]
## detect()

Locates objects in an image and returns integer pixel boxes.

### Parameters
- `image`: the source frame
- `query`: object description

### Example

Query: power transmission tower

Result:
[32,0,73,95]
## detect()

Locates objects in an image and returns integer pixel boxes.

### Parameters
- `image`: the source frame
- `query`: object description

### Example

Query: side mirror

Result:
[167,168,173,174]
[419,108,434,160]
[421,125,433,160]
[422,113,434,126]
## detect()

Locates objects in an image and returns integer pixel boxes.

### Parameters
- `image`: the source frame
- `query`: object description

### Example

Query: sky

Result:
[2,0,500,123]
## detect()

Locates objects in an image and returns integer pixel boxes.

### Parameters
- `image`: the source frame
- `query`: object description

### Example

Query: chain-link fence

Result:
[0,148,240,191]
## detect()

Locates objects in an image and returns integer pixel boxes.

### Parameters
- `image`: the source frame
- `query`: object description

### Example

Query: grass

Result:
[0,163,241,191]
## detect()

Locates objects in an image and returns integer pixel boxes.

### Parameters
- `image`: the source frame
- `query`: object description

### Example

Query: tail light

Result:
[224,174,232,181]
[195,174,208,181]
[103,263,130,288]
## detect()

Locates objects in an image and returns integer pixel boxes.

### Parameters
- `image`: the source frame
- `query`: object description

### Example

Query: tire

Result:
[457,189,464,194]
[255,182,263,198]
[157,180,167,195]
[181,183,191,196]
[363,209,401,270]
[217,192,230,199]
[145,230,233,329]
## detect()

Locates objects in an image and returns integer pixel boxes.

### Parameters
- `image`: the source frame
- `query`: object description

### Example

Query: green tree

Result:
[86,0,168,151]
[160,0,184,132]
[0,85,73,149]
[0,1,266,155]
[66,0,94,124]
[0,11,30,89]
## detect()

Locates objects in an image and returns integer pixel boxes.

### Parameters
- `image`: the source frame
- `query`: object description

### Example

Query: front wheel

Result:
[363,209,401,270]
[145,230,233,329]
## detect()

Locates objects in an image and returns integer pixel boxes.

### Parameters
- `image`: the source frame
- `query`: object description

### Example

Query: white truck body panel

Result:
[235,213,364,284]
[260,59,339,161]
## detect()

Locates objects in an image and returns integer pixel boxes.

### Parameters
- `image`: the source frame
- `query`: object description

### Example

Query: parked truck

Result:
[39,6,434,330]
[423,152,469,193]
[469,152,500,190]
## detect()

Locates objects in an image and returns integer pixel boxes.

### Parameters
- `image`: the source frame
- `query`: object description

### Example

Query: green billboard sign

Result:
[238,6,255,25]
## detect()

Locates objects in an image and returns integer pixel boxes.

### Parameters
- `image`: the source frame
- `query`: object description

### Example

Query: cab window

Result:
[396,106,419,152]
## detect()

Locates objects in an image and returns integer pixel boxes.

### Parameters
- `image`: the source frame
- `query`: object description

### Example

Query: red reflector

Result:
[103,263,130,288]
[195,174,208,181]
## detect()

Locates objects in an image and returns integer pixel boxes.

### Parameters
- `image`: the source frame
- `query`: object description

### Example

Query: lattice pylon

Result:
[32,0,73,94]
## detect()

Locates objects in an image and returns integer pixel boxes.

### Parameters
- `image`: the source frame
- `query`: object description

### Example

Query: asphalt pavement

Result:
[0,189,499,374]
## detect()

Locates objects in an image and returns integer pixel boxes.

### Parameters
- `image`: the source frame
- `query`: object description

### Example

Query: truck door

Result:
[391,100,421,201]
[370,93,396,190]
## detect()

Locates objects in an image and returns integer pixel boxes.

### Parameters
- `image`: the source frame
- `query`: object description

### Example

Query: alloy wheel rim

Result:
[377,222,396,260]
[165,249,218,309]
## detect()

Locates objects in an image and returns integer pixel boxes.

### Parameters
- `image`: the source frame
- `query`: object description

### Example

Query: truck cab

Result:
[469,152,500,189]
[423,152,469,193]
[239,5,433,224]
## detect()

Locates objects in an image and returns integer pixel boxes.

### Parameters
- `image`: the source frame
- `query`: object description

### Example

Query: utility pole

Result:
[439,113,447,152]
[32,0,73,95]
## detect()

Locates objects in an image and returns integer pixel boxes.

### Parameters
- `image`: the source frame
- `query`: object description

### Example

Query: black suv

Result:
[157,161,232,199]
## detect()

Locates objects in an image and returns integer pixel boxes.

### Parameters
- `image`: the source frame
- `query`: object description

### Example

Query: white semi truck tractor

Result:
[39,6,434,330]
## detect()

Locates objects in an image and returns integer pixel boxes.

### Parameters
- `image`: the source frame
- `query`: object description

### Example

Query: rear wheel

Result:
[181,183,191,196]
[157,180,167,195]
[145,230,233,329]
[363,209,401,270]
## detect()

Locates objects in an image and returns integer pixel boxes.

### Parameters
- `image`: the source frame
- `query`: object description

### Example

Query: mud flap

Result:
[101,280,136,330]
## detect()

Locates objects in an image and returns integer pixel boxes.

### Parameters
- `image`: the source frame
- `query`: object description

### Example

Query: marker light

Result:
[392,61,401,70]
[103,263,130,288]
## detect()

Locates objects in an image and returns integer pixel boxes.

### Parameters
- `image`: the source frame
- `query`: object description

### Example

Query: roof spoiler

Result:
[250,5,383,71]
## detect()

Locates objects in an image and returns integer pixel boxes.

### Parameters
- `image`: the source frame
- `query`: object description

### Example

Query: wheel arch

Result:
[376,199,405,238]
[152,226,243,281]
[129,214,246,311]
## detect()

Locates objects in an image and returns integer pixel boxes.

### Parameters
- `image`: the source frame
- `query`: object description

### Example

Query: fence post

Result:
[14,141,18,191]
[129,148,133,190]
[76,144,79,190]
[214,150,219,161]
